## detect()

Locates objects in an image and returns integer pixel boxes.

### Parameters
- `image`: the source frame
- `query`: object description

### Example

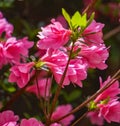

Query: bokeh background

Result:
[0,0,120,126]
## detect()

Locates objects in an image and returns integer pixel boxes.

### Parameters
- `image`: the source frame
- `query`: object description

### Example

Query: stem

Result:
[44,76,49,115]
[104,25,120,40]
[82,0,98,14]
[52,69,120,123]
[71,112,88,126]
[47,42,75,124]
[47,75,53,116]
[35,71,46,117]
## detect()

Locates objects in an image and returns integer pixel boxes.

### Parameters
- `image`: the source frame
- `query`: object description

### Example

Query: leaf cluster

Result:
[62,8,95,31]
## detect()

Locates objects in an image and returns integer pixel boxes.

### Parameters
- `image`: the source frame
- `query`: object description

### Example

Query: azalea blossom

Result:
[0,110,19,126]
[56,15,68,28]
[98,99,120,123]
[3,122,18,126]
[0,43,7,68]
[20,118,44,126]
[0,37,34,69]
[9,62,35,88]
[51,104,74,126]
[37,19,71,49]
[41,48,68,67]
[95,76,120,102]
[0,12,34,69]
[20,118,63,126]
[0,11,13,38]
[80,44,109,70]
[41,48,87,87]
[82,20,104,45]
[87,111,104,126]
[87,77,120,125]
[3,37,34,64]
[51,58,87,87]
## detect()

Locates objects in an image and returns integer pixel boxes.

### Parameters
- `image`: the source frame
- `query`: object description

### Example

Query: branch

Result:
[71,112,88,126]
[104,25,120,40]
[82,0,98,14]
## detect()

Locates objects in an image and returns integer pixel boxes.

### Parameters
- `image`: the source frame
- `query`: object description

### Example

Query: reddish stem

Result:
[82,0,98,14]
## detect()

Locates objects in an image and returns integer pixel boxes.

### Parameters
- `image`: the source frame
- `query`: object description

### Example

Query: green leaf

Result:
[62,90,82,102]
[62,8,71,23]
[71,11,81,28]
[67,90,81,102]
[62,8,71,28]
[23,113,31,119]
[79,13,87,28]
[21,20,32,35]
[7,86,16,92]
[1,81,16,93]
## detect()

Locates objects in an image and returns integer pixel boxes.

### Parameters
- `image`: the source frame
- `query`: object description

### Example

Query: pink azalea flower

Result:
[0,110,19,126]
[20,118,44,126]
[56,15,68,28]
[0,43,7,68]
[41,48,68,67]
[41,49,87,87]
[95,76,120,103]
[0,11,13,38]
[51,59,87,87]
[35,49,47,58]
[3,122,17,126]
[87,111,104,126]
[51,104,74,126]
[82,20,104,45]
[37,19,71,49]
[9,62,35,88]
[3,37,34,64]
[98,99,120,123]
[26,78,51,99]
[87,77,120,125]
[80,44,109,70]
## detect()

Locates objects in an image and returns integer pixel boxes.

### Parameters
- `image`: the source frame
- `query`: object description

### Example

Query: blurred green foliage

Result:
[0,0,14,8]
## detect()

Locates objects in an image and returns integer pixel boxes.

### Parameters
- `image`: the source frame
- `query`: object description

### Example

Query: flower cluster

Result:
[36,19,109,88]
[0,12,34,89]
[87,77,120,125]
[0,13,34,69]
[0,10,109,91]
